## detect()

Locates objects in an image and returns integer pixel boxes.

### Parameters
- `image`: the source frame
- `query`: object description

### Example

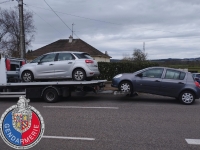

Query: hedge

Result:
[95,61,159,81]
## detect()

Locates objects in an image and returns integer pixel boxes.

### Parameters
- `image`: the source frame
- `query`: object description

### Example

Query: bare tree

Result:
[122,49,148,62]
[122,53,133,61]
[132,48,147,62]
[0,7,35,57]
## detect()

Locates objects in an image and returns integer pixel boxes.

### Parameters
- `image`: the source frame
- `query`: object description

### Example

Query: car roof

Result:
[146,66,189,73]
[45,51,89,55]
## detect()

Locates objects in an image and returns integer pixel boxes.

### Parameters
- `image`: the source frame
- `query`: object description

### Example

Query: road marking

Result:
[43,135,95,141]
[43,106,119,109]
[185,139,200,145]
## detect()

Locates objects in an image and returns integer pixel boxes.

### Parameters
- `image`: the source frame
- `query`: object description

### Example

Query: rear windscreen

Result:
[73,53,93,59]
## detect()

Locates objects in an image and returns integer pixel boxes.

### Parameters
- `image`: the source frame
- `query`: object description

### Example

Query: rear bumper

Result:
[195,90,200,99]
[86,71,100,77]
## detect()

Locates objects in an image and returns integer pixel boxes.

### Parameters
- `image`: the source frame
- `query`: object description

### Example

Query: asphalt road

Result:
[0,93,200,150]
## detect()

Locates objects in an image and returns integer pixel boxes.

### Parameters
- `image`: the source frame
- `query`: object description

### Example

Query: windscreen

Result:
[30,55,44,63]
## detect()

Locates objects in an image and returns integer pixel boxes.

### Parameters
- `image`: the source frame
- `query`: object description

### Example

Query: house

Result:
[27,36,111,62]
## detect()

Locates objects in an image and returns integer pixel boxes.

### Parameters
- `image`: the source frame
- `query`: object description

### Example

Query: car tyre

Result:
[43,88,59,103]
[72,69,86,81]
[119,81,133,93]
[179,91,195,105]
[22,71,34,82]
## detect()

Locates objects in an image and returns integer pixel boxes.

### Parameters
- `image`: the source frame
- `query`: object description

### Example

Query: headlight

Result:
[114,74,122,78]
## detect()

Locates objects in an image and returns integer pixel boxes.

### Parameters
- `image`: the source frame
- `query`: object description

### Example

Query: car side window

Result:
[40,53,56,63]
[30,55,44,63]
[164,69,185,80]
[142,68,164,78]
[57,53,75,61]
[179,72,186,80]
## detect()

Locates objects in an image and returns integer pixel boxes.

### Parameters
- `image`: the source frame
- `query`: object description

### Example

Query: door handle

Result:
[155,80,160,82]
[68,62,72,64]
[49,64,54,66]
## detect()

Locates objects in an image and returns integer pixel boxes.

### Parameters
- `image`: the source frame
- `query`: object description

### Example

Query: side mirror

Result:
[38,61,42,65]
[137,73,143,77]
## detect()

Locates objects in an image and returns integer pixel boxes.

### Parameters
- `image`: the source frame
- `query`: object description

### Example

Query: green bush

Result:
[95,61,158,81]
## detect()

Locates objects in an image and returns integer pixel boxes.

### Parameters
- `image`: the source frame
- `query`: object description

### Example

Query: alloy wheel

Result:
[120,82,131,92]
[22,72,33,82]
[74,70,84,81]
[181,92,194,104]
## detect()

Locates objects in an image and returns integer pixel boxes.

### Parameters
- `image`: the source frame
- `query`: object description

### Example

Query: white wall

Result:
[93,57,110,62]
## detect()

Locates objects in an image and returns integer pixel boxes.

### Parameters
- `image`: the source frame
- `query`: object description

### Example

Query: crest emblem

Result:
[0,96,45,149]
[12,97,32,133]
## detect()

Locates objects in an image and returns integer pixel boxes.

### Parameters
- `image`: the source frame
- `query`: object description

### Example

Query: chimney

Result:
[69,35,73,43]
[105,51,108,55]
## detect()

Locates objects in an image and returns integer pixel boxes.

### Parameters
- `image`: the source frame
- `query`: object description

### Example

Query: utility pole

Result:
[72,23,74,38]
[18,0,25,58]
[143,42,145,52]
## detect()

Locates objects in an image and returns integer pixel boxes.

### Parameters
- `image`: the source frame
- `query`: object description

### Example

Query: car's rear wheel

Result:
[22,71,34,82]
[72,69,86,81]
[119,81,132,93]
[179,91,195,105]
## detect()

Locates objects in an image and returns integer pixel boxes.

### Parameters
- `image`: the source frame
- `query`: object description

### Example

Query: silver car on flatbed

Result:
[112,67,200,105]
[20,51,100,82]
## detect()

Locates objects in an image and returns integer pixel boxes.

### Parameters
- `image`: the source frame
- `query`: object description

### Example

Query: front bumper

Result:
[111,78,121,88]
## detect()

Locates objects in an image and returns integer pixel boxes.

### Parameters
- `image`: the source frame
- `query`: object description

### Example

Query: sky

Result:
[1,0,200,60]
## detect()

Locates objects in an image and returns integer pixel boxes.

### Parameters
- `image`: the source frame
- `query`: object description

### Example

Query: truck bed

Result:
[0,80,107,87]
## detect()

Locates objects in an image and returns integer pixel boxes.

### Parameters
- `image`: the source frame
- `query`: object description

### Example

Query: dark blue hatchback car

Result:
[112,67,200,105]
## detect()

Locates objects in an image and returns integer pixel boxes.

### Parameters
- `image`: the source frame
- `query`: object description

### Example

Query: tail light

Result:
[195,81,200,88]
[5,59,10,71]
[20,60,26,66]
[85,59,94,63]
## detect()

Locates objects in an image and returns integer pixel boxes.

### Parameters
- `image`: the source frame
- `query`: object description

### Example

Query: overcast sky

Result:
[2,0,200,59]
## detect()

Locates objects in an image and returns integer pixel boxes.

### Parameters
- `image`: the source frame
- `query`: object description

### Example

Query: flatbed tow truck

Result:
[0,55,109,102]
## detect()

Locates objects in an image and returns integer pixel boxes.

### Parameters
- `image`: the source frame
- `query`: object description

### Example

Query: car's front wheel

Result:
[72,69,86,81]
[119,81,132,93]
[21,71,34,82]
[179,91,195,105]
